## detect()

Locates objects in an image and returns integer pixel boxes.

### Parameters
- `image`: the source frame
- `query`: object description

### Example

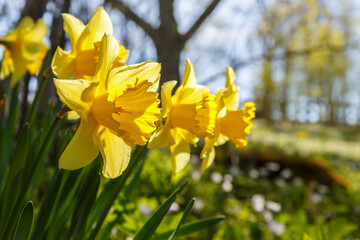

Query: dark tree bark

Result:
[20,0,48,20]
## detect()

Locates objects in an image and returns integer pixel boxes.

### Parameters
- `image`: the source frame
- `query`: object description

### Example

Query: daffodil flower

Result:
[148,59,217,174]
[51,7,129,80]
[54,34,160,178]
[0,17,48,87]
[200,67,256,171]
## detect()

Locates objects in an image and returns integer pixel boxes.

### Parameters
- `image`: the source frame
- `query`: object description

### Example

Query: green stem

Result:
[0,106,66,240]
[30,169,64,240]
[0,84,19,191]
[87,145,148,240]
[24,50,52,126]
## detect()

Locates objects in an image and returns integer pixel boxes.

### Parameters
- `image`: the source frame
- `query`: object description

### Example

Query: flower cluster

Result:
[1,8,255,178]
[148,61,256,174]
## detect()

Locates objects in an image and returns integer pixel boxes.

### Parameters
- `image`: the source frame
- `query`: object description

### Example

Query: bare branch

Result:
[106,0,158,41]
[183,0,222,41]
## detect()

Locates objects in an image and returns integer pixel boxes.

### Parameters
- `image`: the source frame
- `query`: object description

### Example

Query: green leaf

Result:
[0,114,63,240]
[123,158,145,198]
[0,123,29,237]
[134,182,188,240]
[97,220,117,240]
[87,145,148,240]
[30,169,64,240]
[67,162,100,240]
[0,84,19,192]
[328,218,357,240]
[5,83,19,141]
[303,233,313,240]
[151,216,225,240]
[168,198,195,240]
[44,169,85,240]
[13,201,34,240]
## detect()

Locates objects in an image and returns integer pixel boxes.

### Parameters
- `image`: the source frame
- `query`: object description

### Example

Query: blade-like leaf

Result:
[31,169,64,240]
[169,198,195,240]
[0,114,63,240]
[1,83,19,183]
[44,169,86,240]
[13,201,34,240]
[87,145,148,240]
[97,220,117,240]
[134,182,188,240]
[123,158,145,198]
[0,123,29,236]
[151,216,225,240]
[67,162,100,240]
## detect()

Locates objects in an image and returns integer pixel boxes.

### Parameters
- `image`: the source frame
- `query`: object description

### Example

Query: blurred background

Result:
[1,0,360,239]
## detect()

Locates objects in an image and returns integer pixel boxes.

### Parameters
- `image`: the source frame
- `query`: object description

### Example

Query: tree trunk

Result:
[156,42,183,89]
[261,55,274,120]
[280,55,292,120]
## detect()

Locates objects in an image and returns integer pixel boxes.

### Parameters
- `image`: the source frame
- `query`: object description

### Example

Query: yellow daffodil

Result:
[200,67,256,171]
[148,59,217,174]
[54,34,160,178]
[0,17,48,87]
[51,7,129,80]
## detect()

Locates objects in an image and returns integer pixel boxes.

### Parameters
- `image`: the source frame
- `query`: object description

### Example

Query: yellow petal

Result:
[21,41,41,62]
[178,58,197,90]
[170,90,217,138]
[93,34,119,94]
[173,59,198,103]
[176,128,198,146]
[108,61,161,100]
[23,18,47,42]
[96,126,132,178]
[10,17,34,38]
[214,89,226,117]
[67,111,80,120]
[26,42,48,75]
[20,19,47,63]
[10,54,27,87]
[224,66,239,110]
[148,121,174,149]
[54,79,95,120]
[200,139,216,172]
[111,80,160,147]
[160,80,177,118]
[220,102,256,149]
[86,7,113,41]
[176,84,208,104]
[51,46,75,78]
[59,117,99,170]
[112,44,129,68]
[10,68,26,87]
[17,17,34,29]
[73,47,97,79]
[0,49,14,80]
[77,7,113,51]
[62,13,85,52]
[214,134,229,146]
[170,139,190,174]
[226,66,236,89]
